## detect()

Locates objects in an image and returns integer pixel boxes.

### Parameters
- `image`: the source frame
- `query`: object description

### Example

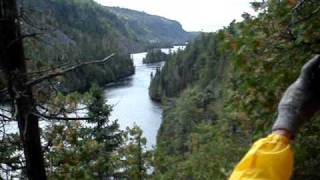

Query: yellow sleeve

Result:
[229,134,293,180]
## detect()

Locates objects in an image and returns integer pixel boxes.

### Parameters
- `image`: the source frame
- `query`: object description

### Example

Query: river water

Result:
[105,52,162,148]
[105,46,185,148]
[1,46,185,148]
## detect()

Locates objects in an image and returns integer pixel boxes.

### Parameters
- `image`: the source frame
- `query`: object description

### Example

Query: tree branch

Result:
[0,114,14,122]
[27,53,115,87]
[292,6,320,24]
[33,112,91,121]
[0,107,11,113]
[36,104,87,114]
[27,62,72,77]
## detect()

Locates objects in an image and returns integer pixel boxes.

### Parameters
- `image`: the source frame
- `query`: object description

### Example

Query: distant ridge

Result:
[105,6,199,45]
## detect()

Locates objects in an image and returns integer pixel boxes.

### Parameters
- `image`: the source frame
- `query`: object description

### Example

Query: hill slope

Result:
[18,0,197,92]
[106,7,198,45]
[20,0,135,92]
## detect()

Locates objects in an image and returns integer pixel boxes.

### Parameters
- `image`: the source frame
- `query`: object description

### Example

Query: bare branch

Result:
[27,62,72,77]
[27,53,115,87]
[36,104,87,114]
[0,107,11,113]
[0,54,115,95]
[33,112,91,121]
[0,114,14,122]
[293,0,306,12]
[35,104,50,114]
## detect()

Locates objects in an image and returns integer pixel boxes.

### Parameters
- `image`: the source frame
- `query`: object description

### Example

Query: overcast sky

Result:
[94,0,255,32]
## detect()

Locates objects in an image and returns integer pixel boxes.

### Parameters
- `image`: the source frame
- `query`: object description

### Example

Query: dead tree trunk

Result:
[0,0,46,179]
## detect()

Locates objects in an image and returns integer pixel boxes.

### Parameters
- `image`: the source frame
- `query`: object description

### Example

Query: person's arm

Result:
[229,55,320,180]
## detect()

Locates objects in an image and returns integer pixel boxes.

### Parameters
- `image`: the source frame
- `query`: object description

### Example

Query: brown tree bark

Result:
[0,0,47,179]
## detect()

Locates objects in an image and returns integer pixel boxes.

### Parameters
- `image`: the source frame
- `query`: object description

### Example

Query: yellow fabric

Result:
[229,134,293,180]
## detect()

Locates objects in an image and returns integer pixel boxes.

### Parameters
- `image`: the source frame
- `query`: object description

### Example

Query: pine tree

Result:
[120,125,150,180]
[45,84,124,179]
[87,84,123,177]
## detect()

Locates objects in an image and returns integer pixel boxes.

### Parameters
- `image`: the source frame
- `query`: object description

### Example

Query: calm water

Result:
[1,46,185,148]
[105,46,185,148]
[105,53,163,148]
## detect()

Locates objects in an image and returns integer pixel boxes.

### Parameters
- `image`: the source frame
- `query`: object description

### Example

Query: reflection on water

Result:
[105,52,164,148]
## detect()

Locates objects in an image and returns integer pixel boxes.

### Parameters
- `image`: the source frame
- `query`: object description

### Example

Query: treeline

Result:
[150,0,320,179]
[143,49,168,64]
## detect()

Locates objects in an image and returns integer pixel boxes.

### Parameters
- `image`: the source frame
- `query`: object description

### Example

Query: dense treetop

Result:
[143,49,168,64]
[150,0,320,179]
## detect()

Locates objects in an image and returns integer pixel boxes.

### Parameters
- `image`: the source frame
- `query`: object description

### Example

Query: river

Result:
[1,46,185,148]
[105,46,185,148]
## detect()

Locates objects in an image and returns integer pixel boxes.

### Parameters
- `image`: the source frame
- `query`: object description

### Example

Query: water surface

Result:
[105,52,163,148]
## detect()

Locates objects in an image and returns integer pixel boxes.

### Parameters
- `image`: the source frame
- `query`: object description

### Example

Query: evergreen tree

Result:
[45,85,124,179]
[87,84,123,177]
[119,125,151,180]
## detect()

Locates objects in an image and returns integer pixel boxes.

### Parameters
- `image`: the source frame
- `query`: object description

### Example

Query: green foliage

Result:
[1,83,152,179]
[143,49,168,64]
[118,125,152,180]
[44,85,123,179]
[152,0,320,179]
[148,67,162,101]
[149,33,223,100]
[0,133,23,178]
[1,0,197,177]
[87,84,122,150]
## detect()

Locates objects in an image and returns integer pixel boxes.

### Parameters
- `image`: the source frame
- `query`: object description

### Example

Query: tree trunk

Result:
[0,0,47,179]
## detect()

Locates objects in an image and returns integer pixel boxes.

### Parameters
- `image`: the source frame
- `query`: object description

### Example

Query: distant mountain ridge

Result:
[105,7,199,45]
[22,0,198,53]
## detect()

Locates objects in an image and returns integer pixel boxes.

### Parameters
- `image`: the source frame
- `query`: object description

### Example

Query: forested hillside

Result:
[3,0,320,179]
[16,0,196,93]
[106,7,198,45]
[19,0,135,92]
[150,0,320,179]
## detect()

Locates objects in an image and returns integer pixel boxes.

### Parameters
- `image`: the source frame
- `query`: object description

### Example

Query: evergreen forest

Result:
[150,0,320,179]
[1,0,320,179]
